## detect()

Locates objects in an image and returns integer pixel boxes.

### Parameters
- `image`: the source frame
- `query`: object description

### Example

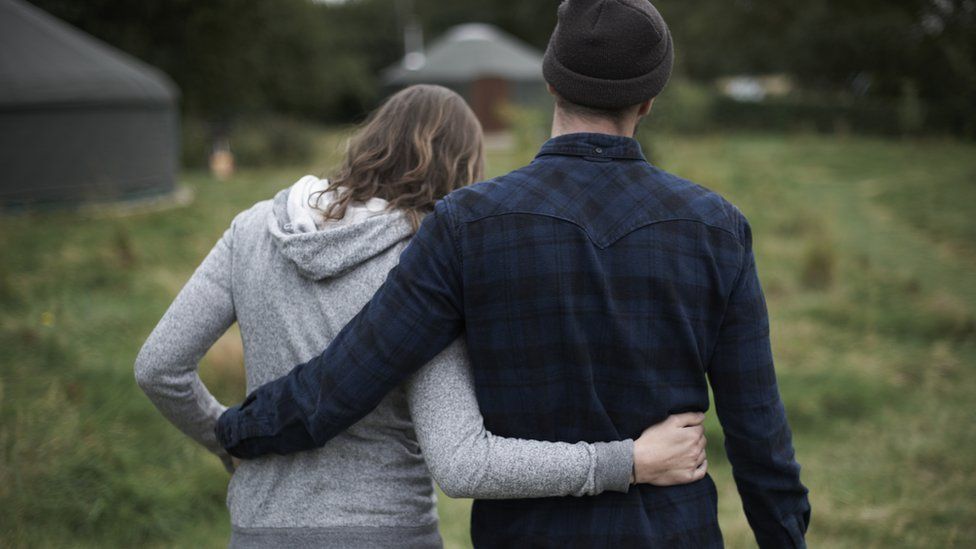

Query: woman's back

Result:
[138,180,441,547]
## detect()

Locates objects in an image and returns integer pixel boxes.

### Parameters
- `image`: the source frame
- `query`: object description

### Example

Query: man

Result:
[217,0,810,546]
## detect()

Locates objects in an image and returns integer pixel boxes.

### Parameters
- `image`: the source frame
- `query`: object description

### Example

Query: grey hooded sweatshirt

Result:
[135,177,634,548]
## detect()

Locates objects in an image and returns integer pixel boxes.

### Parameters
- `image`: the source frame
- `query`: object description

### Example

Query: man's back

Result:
[448,133,789,546]
[454,134,741,445]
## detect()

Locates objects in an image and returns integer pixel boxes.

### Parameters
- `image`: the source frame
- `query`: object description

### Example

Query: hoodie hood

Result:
[268,176,414,280]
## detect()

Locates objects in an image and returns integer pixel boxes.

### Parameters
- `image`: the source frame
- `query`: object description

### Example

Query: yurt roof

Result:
[0,0,178,109]
[383,23,544,85]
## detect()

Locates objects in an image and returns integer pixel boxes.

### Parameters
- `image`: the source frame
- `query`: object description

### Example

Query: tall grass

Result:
[1,130,974,547]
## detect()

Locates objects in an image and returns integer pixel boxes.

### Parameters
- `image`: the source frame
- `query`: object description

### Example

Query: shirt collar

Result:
[534,133,647,162]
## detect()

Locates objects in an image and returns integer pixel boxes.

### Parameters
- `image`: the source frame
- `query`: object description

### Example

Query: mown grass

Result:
[1,130,974,547]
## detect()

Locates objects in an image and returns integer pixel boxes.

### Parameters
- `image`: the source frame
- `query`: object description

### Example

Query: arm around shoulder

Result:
[217,200,467,458]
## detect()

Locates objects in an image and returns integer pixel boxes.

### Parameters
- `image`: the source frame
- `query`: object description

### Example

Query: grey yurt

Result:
[383,24,546,132]
[0,0,179,208]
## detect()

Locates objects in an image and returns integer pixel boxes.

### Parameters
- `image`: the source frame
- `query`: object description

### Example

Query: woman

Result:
[135,85,707,548]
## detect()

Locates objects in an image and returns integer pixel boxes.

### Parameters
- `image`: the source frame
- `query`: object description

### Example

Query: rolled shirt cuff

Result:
[219,451,235,474]
[592,439,635,493]
[208,404,235,472]
[215,406,242,456]
[215,404,281,458]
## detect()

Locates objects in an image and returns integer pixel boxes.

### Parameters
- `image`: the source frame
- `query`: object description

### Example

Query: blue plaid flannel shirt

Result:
[217,133,810,548]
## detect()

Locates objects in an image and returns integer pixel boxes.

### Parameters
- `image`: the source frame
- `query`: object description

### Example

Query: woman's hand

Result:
[632,412,708,486]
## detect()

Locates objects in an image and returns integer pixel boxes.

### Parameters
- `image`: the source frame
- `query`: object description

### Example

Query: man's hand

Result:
[632,412,708,486]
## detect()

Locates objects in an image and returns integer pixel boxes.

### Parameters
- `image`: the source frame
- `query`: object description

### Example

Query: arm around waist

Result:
[406,338,633,499]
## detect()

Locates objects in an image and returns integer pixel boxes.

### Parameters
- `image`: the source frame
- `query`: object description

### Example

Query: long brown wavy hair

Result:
[316,85,485,230]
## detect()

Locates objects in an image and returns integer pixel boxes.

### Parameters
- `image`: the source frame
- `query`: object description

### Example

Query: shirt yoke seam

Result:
[459,210,743,249]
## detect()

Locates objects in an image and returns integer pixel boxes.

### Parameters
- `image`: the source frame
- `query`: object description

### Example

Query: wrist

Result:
[590,440,635,494]
[633,438,647,484]
[631,438,647,484]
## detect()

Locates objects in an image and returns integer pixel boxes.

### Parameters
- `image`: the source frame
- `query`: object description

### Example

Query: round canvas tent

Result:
[383,24,546,132]
[0,0,179,208]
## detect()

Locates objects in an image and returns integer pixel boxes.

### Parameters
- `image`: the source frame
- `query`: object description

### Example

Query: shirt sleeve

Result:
[707,219,811,548]
[135,225,236,472]
[216,199,465,458]
[406,337,634,499]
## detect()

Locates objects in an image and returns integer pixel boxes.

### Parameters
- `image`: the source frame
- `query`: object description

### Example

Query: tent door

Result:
[470,77,510,133]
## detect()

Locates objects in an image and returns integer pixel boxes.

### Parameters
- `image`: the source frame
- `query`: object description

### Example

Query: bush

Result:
[711,95,903,136]
[897,80,926,137]
[800,238,837,290]
[647,78,717,134]
[231,116,315,168]
[641,79,911,138]
[500,104,549,152]
[181,115,317,170]
[180,117,211,170]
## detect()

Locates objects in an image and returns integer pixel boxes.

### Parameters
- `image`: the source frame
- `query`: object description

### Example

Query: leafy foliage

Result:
[28,0,976,136]
[31,0,399,122]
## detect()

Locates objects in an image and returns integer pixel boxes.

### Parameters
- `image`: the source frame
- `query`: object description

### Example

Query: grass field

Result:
[1,130,974,547]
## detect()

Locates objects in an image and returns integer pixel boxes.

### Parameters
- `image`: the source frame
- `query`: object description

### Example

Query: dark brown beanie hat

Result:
[543,0,674,110]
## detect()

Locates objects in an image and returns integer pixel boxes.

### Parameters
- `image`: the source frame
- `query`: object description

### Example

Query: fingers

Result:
[669,411,705,427]
[681,424,705,446]
[684,441,706,471]
[663,460,709,486]
[684,458,708,483]
[695,432,707,453]
[692,459,708,481]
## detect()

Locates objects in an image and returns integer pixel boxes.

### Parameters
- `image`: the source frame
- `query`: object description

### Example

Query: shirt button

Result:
[594,147,604,154]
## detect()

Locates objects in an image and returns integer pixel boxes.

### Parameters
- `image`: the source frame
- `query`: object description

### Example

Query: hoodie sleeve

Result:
[135,224,237,472]
[406,338,634,499]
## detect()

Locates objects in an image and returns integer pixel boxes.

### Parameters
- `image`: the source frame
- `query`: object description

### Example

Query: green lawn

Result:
[1,130,974,547]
